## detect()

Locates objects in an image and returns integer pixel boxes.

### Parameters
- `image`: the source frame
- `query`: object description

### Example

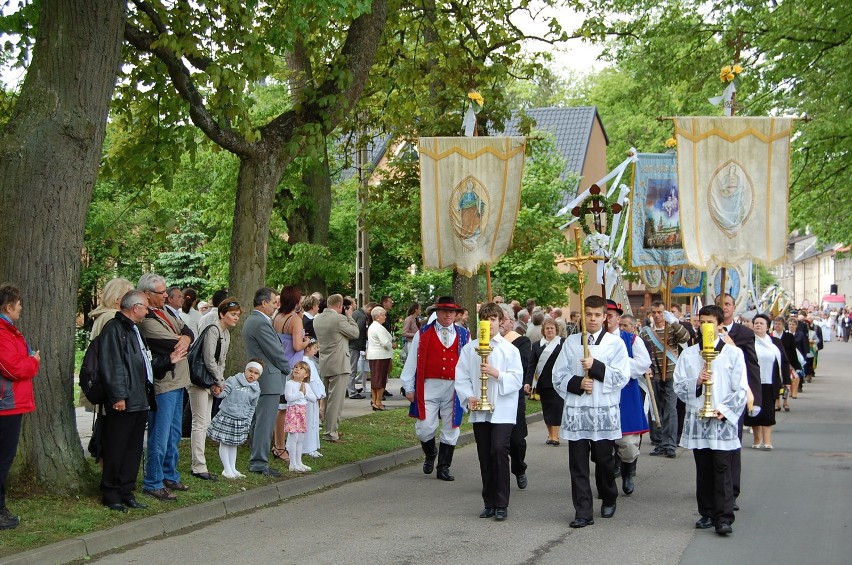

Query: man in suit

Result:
[244,287,290,477]
[716,293,760,509]
[313,294,360,442]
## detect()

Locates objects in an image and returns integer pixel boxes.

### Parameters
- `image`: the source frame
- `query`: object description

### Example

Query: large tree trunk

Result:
[282,140,332,294]
[226,150,289,373]
[0,0,125,490]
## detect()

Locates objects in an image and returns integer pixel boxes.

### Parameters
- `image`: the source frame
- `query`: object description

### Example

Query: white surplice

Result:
[674,342,748,451]
[455,334,523,424]
[552,330,630,441]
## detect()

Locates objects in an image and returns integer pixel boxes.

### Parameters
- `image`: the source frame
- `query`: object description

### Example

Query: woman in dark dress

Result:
[790,318,809,394]
[771,317,799,411]
[498,304,532,488]
[527,317,565,445]
[745,314,789,450]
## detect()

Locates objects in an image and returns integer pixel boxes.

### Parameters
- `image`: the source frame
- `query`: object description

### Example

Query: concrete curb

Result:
[1,411,543,564]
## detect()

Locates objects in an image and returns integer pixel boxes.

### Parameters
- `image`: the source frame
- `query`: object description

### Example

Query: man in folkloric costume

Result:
[603,301,650,496]
[401,297,469,482]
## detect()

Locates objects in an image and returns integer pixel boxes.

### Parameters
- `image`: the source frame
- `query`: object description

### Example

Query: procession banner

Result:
[707,262,749,313]
[630,153,690,269]
[638,266,704,295]
[418,137,526,276]
[674,117,792,269]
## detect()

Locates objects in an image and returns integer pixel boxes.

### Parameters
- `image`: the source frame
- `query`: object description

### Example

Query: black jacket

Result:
[727,323,762,407]
[97,312,167,412]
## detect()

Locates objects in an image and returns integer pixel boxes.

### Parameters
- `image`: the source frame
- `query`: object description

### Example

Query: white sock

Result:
[219,444,234,475]
[229,445,239,474]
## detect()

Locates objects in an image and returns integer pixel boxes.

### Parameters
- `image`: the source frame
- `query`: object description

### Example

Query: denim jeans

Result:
[144,388,184,490]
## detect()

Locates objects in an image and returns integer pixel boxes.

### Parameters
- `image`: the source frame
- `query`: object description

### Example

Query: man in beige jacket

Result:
[137,273,192,501]
[313,294,359,442]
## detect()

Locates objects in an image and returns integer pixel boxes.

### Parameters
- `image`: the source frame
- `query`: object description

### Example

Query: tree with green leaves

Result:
[0,0,126,491]
[114,0,389,369]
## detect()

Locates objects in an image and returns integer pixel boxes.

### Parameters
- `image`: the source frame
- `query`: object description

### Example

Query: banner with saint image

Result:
[630,152,690,269]
[674,117,792,269]
[418,137,526,276]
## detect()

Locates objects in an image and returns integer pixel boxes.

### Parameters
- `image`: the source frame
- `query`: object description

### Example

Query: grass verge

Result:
[1,401,540,557]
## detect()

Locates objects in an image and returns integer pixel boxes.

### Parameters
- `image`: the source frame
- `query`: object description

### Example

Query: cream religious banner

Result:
[674,117,792,269]
[418,137,526,276]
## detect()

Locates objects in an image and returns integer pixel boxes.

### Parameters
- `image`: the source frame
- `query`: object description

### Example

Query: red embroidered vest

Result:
[418,327,459,380]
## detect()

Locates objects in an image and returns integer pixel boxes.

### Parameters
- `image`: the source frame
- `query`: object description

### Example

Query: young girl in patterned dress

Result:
[207,360,262,479]
[284,361,317,472]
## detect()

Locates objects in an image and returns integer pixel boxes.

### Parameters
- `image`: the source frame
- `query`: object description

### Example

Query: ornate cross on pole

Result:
[571,184,622,297]
[555,227,606,389]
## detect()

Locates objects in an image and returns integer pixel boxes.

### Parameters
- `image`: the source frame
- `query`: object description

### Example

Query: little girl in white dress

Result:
[284,361,317,472]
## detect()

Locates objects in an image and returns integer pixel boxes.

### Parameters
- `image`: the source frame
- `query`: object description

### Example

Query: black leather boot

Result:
[622,460,636,495]
[421,439,437,474]
[436,442,455,481]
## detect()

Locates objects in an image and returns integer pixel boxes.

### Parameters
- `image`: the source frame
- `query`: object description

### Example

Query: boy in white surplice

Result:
[552,295,629,528]
[674,304,748,536]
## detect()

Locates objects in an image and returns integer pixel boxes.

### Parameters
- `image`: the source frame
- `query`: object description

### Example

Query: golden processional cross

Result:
[554,227,606,390]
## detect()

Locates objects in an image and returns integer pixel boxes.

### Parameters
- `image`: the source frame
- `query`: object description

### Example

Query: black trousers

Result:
[473,423,513,509]
[731,414,744,497]
[693,448,735,525]
[509,394,527,476]
[100,410,148,505]
[0,414,23,510]
[568,438,618,520]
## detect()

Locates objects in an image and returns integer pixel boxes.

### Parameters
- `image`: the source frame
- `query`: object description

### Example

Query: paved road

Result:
[94,344,852,564]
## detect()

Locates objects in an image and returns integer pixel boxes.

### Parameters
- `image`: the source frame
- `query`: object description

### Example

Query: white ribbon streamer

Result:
[708,82,737,117]
[463,105,477,137]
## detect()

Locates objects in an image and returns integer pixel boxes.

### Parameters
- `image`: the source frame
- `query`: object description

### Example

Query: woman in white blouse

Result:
[745,314,789,450]
[367,306,394,411]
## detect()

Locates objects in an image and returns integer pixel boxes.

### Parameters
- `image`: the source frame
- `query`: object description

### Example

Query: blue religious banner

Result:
[670,268,705,295]
[630,153,689,269]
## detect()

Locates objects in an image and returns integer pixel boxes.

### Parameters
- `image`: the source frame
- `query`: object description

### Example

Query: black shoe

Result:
[695,516,714,529]
[436,443,455,481]
[664,448,677,458]
[516,473,528,489]
[0,509,19,530]
[421,439,437,474]
[601,503,616,518]
[383,390,393,398]
[569,517,594,528]
[163,479,190,491]
[733,500,740,511]
[621,460,636,496]
[649,447,665,456]
[250,468,282,478]
[495,508,508,521]
[105,502,129,513]
[479,507,495,518]
[715,522,733,535]
[356,388,364,394]
[348,393,366,400]
[191,471,217,481]
[123,499,148,510]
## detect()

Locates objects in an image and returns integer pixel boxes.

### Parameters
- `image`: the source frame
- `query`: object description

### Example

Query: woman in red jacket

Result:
[0,284,40,530]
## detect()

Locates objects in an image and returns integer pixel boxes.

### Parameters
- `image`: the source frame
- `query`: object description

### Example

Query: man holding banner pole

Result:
[643,300,691,459]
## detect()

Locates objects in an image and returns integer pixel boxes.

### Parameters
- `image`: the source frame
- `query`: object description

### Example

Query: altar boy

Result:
[455,303,523,522]
[674,304,748,536]
[552,295,630,528]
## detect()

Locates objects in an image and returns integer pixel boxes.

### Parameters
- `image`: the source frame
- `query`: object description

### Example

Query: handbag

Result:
[187,325,222,388]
